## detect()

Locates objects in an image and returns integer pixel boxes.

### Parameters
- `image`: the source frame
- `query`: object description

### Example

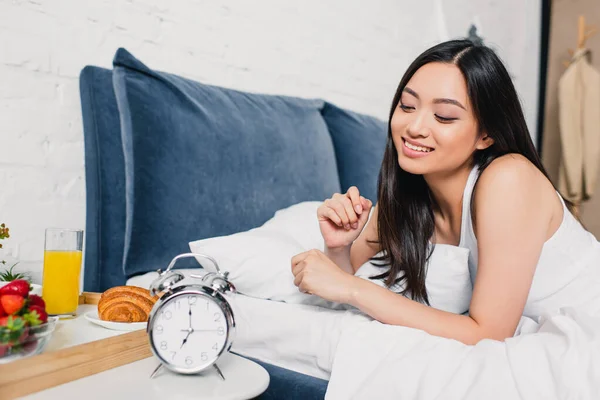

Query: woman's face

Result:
[390,62,492,176]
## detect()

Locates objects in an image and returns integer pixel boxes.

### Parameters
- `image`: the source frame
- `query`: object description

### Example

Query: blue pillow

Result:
[321,103,386,202]
[112,48,341,278]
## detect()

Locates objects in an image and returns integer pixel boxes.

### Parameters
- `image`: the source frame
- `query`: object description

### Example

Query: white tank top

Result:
[458,166,600,319]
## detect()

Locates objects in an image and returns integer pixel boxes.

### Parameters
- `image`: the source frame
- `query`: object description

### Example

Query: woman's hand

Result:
[291,249,357,303]
[318,187,373,249]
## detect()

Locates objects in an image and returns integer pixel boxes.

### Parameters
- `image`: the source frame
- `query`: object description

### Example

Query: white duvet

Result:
[128,202,600,399]
[225,295,600,400]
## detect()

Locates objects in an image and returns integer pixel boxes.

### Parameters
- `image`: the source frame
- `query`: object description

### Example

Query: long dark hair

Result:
[372,39,555,304]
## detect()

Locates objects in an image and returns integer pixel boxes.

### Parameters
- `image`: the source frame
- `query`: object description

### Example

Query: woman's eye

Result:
[399,104,414,111]
[435,115,457,123]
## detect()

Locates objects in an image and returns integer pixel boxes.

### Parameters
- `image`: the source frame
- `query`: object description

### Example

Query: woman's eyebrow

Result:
[433,98,466,110]
[403,86,466,110]
[403,87,419,99]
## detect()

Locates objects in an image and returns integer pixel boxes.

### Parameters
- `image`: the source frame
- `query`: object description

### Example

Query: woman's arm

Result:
[348,156,553,343]
[293,156,558,344]
[350,204,380,272]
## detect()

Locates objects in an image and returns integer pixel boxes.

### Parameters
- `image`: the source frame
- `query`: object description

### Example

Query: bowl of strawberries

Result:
[0,279,58,364]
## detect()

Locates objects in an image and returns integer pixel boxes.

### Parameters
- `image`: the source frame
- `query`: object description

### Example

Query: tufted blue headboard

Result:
[80,66,129,292]
[79,49,386,293]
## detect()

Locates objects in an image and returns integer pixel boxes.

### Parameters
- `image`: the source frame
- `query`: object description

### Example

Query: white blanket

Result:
[130,269,600,400]
[328,309,600,399]
[225,294,600,400]
[128,202,600,399]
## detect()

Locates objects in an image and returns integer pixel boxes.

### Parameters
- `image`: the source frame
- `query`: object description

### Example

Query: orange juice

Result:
[42,250,83,315]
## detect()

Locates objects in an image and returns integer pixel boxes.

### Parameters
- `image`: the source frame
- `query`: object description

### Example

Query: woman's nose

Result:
[406,112,431,138]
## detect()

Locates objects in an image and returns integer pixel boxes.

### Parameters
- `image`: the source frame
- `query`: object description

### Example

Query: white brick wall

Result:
[0,0,540,283]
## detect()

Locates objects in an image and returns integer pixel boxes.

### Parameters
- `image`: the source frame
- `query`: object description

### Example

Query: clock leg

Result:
[214,363,225,381]
[150,363,164,379]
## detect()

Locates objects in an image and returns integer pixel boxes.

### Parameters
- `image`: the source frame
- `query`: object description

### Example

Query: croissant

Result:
[98,286,158,323]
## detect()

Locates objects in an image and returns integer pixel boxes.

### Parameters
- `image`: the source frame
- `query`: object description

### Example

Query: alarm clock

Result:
[147,253,236,380]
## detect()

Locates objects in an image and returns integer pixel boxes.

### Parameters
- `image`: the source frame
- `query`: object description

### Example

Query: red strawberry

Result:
[0,300,6,317]
[28,294,45,309]
[27,305,48,324]
[22,337,39,353]
[0,295,25,315]
[0,279,30,297]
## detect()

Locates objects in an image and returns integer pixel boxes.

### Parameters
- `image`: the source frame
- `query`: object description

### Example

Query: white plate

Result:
[84,310,147,331]
[30,283,42,296]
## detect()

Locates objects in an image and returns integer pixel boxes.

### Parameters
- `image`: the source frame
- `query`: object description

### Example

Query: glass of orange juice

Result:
[42,228,84,316]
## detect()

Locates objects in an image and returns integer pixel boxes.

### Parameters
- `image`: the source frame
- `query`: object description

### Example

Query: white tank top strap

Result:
[458,165,481,249]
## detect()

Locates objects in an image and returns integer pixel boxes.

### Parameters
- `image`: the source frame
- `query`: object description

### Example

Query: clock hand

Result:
[180,330,192,349]
[179,329,221,333]
[180,302,194,349]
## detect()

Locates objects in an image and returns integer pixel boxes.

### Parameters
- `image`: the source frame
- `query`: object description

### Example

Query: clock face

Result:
[150,292,228,373]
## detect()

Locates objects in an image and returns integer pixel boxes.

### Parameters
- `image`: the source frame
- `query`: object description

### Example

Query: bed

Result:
[80,48,600,400]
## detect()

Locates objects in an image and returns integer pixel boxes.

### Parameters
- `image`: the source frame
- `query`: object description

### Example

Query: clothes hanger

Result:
[563,15,597,68]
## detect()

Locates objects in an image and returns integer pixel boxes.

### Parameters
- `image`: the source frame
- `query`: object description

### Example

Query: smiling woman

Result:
[393,62,493,177]
[292,39,600,346]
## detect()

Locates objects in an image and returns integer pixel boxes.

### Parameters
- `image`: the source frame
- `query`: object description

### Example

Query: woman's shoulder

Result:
[476,153,550,193]
[473,154,559,220]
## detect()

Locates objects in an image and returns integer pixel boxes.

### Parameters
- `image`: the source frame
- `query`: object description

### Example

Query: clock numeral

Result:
[206,301,210,311]
[212,343,219,351]
[214,312,221,322]
[155,325,163,334]
[201,352,208,361]
[160,341,168,350]
[217,326,224,336]
[174,300,181,310]
[162,310,172,320]
[170,351,177,360]
[185,356,193,366]
[188,296,197,306]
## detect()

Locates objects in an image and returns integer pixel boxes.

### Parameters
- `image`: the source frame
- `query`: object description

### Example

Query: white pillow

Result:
[261,201,325,251]
[189,226,313,303]
[187,202,344,307]
[128,201,472,314]
[128,202,326,304]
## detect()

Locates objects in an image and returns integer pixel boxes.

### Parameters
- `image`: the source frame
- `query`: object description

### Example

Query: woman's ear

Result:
[476,133,494,150]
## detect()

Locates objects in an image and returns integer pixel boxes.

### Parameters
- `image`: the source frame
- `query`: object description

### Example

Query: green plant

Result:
[0,263,29,283]
[0,224,29,282]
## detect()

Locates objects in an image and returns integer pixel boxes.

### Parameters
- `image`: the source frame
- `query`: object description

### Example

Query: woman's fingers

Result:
[335,193,359,228]
[319,207,343,227]
[360,196,372,212]
[291,252,309,273]
[320,199,347,227]
[346,186,362,215]
[318,191,371,231]
[294,270,312,294]
[342,200,358,228]
[327,197,354,229]
[293,270,304,287]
